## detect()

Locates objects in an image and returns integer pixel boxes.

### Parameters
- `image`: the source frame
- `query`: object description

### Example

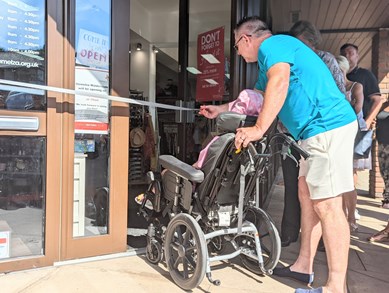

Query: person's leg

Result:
[342,170,358,231]
[281,148,301,244]
[289,177,321,274]
[313,195,350,292]
[378,143,389,207]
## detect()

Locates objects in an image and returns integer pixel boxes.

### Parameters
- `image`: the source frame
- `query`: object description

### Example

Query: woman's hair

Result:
[289,20,322,48]
[336,55,350,74]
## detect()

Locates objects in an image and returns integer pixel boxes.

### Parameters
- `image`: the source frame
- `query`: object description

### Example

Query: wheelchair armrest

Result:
[159,155,204,183]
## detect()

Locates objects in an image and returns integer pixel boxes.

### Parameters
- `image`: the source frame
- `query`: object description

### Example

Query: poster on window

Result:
[76,29,109,70]
[196,26,225,102]
[75,67,109,134]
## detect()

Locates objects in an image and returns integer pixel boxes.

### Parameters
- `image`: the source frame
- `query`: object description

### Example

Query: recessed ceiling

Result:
[135,0,389,71]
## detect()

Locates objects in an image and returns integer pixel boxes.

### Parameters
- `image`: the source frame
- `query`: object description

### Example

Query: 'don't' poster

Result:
[196,26,225,102]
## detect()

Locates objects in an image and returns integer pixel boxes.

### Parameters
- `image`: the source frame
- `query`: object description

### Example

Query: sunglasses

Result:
[234,34,252,50]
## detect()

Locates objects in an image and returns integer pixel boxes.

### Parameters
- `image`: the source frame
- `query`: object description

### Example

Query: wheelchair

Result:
[137,112,309,290]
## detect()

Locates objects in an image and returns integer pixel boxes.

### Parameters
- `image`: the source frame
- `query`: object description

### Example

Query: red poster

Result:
[196,27,225,102]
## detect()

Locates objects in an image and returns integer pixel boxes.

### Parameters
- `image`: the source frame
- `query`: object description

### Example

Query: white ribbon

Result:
[0,79,197,112]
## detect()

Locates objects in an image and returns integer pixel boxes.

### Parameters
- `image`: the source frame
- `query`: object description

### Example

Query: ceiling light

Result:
[201,54,220,64]
[152,46,159,53]
[136,43,142,51]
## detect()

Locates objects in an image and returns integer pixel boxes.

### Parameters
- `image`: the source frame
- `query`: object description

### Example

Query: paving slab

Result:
[0,169,388,293]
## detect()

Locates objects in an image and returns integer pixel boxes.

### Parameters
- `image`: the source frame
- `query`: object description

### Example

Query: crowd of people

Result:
[142,16,387,293]
[199,17,387,293]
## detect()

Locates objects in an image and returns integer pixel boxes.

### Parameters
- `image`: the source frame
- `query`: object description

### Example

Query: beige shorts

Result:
[299,121,358,200]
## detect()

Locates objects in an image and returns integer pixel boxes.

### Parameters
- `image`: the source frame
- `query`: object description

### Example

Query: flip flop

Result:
[367,230,389,242]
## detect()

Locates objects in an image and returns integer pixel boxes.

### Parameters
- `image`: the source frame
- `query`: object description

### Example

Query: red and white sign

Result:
[75,67,109,134]
[196,27,225,102]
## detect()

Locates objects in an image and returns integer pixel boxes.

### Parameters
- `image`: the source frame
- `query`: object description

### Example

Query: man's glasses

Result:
[234,34,252,50]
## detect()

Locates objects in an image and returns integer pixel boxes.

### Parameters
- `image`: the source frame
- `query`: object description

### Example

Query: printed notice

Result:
[75,67,109,134]
[0,0,44,55]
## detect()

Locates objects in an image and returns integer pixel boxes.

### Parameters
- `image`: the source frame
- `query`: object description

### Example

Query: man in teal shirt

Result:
[234,16,357,293]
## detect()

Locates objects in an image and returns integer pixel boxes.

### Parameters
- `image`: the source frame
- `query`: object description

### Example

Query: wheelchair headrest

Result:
[216,112,257,134]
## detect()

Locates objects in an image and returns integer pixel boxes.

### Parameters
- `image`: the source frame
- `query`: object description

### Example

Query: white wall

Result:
[130,49,150,97]
[130,0,151,41]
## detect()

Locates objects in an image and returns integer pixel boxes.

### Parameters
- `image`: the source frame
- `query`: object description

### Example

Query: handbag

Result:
[354,129,373,159]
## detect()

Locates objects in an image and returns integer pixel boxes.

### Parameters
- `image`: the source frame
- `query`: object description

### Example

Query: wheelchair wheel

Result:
[164,213,207,290]
[238,206,281,274]
[146,239,163,264]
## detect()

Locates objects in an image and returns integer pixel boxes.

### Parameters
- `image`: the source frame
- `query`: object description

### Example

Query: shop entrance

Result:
[59,0,130,260]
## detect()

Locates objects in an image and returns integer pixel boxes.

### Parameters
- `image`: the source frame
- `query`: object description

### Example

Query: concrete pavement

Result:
[1,170,388,292]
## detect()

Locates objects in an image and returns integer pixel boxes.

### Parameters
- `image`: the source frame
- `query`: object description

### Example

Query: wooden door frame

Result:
[0,0,63,272]
[60,0,130,260]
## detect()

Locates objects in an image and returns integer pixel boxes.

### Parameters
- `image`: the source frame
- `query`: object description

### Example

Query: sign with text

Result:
[76,29,109,70]
[196,26,225,102]
[75,67,109,134]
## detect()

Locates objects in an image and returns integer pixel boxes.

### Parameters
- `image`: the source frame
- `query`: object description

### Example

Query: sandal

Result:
[382,198,389,209]
[349,222,359,233]
[367,230,389,242]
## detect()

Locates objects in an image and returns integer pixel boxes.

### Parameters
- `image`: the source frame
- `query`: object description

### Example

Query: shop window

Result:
[0,136,46,259]
[73,0,111,237]
[0,0,46,111]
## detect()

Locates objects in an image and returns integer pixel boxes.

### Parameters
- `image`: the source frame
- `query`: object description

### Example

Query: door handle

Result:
[0,116,39,131]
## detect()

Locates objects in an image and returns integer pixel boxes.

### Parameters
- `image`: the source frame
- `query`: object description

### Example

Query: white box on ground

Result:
[0,220,11,259]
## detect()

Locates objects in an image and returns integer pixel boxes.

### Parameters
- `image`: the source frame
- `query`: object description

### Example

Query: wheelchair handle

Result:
[282,134,310,160]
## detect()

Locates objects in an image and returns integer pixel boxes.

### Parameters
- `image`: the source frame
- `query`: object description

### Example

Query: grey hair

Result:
[235,16,271,37]
[289,20,322,48]
[336,55,350,74]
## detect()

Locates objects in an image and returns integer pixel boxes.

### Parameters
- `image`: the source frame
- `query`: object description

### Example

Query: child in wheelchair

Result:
[134,89,264,209]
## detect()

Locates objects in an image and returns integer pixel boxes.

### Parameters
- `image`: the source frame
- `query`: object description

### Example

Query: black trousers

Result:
[280,147,301,242]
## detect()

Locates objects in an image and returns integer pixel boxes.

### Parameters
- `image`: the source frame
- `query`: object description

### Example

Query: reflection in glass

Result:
[74,134,109,236]
[0,136,46,259]
[0,0,46,111]
[73,0,111,237]
[187,0,232,163]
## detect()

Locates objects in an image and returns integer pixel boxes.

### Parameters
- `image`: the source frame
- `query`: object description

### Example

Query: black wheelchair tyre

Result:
[164,213,207,290]
[238,206,281,274]
[146,239,163,264]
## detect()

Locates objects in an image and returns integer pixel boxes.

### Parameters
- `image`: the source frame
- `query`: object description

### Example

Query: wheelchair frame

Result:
[138,128,309,290]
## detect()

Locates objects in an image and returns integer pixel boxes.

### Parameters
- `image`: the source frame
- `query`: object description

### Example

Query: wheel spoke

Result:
[182,258,189,278]
[170,242,180,251]
[186,245,195,253]
[173,256,182,269]
[183,229,191,246]
[185,255,197,269]
[176,226,184,243]
[261,243,271,255]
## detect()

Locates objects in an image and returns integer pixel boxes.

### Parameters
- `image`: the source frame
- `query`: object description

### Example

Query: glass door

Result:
[61,0,130,260]
[0,0,62,271]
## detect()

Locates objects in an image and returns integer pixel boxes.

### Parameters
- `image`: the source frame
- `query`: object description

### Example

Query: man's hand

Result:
[235,125,264,149]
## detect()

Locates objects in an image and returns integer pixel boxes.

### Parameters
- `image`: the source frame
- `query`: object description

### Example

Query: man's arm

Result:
[235,62,290,148]
[254,62,290,136]
[365,94,384,129]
